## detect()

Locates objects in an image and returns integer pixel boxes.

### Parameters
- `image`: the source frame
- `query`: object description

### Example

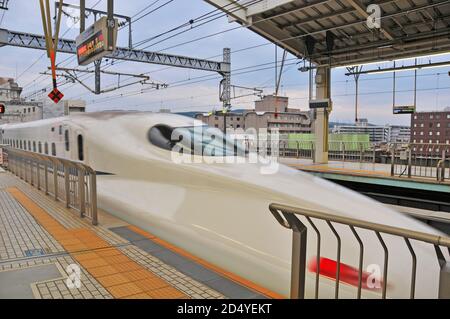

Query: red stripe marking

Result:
[308,257,383,291]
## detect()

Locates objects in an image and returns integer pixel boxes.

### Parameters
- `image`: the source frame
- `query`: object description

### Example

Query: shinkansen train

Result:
[0,111,446,298]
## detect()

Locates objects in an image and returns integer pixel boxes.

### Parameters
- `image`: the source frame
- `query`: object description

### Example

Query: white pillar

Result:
[314,66,331,164]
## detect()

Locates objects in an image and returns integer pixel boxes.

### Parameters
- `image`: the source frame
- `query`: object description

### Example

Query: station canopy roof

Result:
[204,0,450,67]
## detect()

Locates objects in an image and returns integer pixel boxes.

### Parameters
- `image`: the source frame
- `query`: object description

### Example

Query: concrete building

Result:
[0,77,43,124]
[195,111,244,131]
[389,125,411,143]
[0,77,86,124]
[0,77,22,102]
[244,111,311,134]
[42,100,86,119]
[332,120,410,144]
[411,109,450,145]
[332,121,388,144]
[195,95,312,134]
[0,100,43,124]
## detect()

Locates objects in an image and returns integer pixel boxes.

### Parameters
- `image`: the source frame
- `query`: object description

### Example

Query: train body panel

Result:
[0,112,445,298]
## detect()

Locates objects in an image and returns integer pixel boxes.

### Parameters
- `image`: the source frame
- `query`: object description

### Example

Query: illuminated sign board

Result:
[393,105,415,115]
[77,31,106,65]
[76,16,117,66]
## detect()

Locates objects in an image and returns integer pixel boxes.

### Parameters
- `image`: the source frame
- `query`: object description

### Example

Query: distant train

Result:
[0,112,445,298]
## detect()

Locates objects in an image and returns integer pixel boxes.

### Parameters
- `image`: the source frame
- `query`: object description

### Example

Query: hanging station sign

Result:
[393,105,416,114]
[76,16,118,66]
[309,98,331,109]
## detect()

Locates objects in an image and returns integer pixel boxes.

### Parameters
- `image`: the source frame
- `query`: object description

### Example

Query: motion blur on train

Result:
[0,111,446,298]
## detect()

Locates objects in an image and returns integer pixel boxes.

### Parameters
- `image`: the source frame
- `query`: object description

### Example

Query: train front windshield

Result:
[148,125,247,157]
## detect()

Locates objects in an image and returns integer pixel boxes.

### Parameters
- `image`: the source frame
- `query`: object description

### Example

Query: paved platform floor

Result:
[281,158,450,185]
[0,171,278,299]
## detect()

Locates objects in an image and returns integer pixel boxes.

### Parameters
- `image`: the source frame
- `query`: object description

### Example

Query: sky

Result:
[1,0,450,126]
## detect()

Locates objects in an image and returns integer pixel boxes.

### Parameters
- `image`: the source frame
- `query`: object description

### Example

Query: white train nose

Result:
[197,161,447,298]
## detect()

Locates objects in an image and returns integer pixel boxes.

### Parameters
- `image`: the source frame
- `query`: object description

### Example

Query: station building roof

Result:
[204,0,450,67]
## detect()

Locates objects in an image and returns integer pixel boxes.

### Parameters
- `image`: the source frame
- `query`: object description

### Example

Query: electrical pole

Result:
[346,65,363,123]
[107,0,114,51]
[80,0,85,33]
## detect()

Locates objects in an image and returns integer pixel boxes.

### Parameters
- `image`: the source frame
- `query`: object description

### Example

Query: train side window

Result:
[20,140,22,149]
[65,130,70,151]
[77,135,84,161]
[59,126,62,135]
[51,143,56,156]
[44,142,48,155]
[28,141,31,151]
[38,142,42,153]
[33,141,36,152]
[51,127,55,132]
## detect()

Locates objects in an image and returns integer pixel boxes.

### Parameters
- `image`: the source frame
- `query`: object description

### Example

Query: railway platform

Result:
[281,158,450,190]
[0,169,277,299]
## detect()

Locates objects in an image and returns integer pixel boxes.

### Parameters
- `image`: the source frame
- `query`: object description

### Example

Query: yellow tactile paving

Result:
[107,282,145,298]
[6,187,188,299]
[134,277,169,291]
[111,261,143,273]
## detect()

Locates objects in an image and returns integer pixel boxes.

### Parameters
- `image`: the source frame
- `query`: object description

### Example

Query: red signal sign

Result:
[0,104,5,114]
[48,88,64,104]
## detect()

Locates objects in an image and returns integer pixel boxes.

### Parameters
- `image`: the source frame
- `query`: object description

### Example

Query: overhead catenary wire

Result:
[21,0,104,89]
[28,0,266,98]
[24,0,450,106]
[65,0,441,99]
[59,0,267,98]
[23,0,185,96]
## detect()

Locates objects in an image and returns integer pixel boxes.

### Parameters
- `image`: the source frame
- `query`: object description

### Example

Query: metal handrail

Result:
[3,147,98,225]
[269,202,450,299]
[437,159,445,182]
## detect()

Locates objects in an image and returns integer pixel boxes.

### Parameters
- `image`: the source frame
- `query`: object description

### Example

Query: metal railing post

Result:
[44,162,48,195]
[22,158,25,180]
[297,141,300,159]
[408,148,412,178]
[373,145,376,164]
[36,160,40,190]
[359,142,363,163]
[341,142,345,162]
[269,207,307,299]
[439,261,450,299]
[89,170,98,226]
[289,216,307,299]
[78,168,85,218]
[390,146,395,176]
[64,164,70,208]
[30,160,34,186]
[53,162,58,201]
[24,159,28,182]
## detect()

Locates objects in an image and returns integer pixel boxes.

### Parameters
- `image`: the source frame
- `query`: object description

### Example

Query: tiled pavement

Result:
[0,171,276,299]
